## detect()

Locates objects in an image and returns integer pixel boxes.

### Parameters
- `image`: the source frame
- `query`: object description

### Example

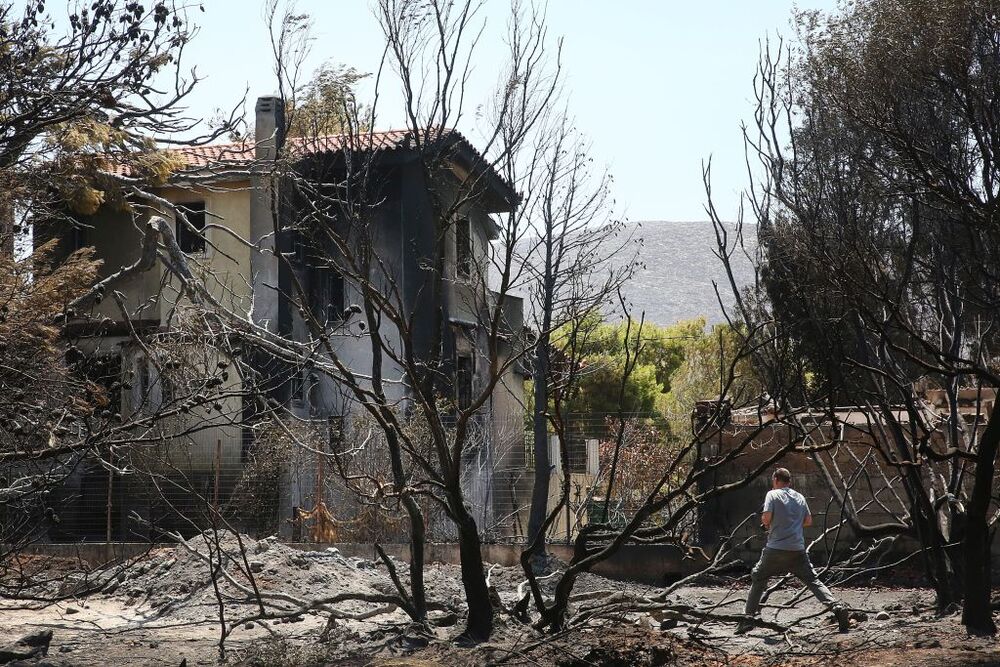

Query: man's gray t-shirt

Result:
[763,487,810,550]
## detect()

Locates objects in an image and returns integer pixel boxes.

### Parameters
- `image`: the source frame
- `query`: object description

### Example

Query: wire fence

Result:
[3,412,693,548]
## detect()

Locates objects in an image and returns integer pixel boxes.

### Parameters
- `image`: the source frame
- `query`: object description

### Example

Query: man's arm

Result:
[803,512,813,528]
[761,490,774,530]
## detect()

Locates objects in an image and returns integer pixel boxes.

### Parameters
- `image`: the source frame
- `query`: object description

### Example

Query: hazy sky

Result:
[175,0,838,222]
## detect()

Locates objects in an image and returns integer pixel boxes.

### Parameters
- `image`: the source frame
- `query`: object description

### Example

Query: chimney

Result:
[254,95,286,160]
[249,95,286,332]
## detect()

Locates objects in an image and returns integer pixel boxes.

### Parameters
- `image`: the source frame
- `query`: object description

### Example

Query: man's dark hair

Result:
[773,467,792,484]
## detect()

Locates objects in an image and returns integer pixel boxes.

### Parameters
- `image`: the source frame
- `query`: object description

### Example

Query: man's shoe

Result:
[834,606,850,633]
[735,619,756,635]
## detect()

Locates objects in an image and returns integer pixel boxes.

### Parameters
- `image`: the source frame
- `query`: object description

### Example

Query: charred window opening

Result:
[176,201,206,254]
[79,353,123,419]
[310,266,345,324]
[456,217,471,279]
[456,353,474,411]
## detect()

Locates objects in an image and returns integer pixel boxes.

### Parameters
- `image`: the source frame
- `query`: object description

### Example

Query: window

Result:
[312,268,344,324]
[456,353,473,411]
[176,201,206,254]
[455,217,471,279]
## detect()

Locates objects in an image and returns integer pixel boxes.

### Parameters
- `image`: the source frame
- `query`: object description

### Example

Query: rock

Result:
[149,642,159,649]
[0,630,54,663]
[57,646,73,654]
[63,607,79,615]
[249,560,265,573]
[659,619,679,630]
[914,639,942,649]
[875,611,890,621]
[244,622,254,630]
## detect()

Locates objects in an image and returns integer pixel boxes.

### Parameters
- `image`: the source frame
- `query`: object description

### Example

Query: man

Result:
[737,467,850,634]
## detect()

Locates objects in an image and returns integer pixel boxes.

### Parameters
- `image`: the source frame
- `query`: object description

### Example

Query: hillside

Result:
[622,220,756,325]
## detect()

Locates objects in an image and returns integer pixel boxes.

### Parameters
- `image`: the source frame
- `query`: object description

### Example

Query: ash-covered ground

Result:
[0,533,997,666]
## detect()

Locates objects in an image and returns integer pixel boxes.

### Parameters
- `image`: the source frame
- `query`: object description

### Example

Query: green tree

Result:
[662,323,759,438]
[555,313,708,420]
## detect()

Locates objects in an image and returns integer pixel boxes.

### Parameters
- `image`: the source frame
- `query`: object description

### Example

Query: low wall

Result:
[17,541,707,586]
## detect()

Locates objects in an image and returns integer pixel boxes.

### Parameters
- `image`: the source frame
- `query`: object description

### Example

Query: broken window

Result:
[176,201,206,254]
[456,217,471,279]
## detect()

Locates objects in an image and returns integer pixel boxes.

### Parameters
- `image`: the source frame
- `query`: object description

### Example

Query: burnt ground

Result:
[0,536,998,666]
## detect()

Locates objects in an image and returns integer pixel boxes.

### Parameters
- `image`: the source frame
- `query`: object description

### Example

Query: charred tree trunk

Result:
[962,407,1000,635]
[402,495,428,619]
[527,237,556,562]
[363,292,427,620]
[454,502,493,640]
[527,334,551,560]
[906,466,961,611]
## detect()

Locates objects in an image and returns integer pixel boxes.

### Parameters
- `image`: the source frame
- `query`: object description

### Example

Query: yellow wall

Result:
[81,183,252,472]
[156,181,254,320]
[88,181,253,323]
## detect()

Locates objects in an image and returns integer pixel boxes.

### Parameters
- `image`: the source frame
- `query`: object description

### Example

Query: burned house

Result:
[36,96,528,541]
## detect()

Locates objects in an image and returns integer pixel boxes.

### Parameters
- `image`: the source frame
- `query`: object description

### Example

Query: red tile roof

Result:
[105,128,516,209]
[125,129,418,176]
